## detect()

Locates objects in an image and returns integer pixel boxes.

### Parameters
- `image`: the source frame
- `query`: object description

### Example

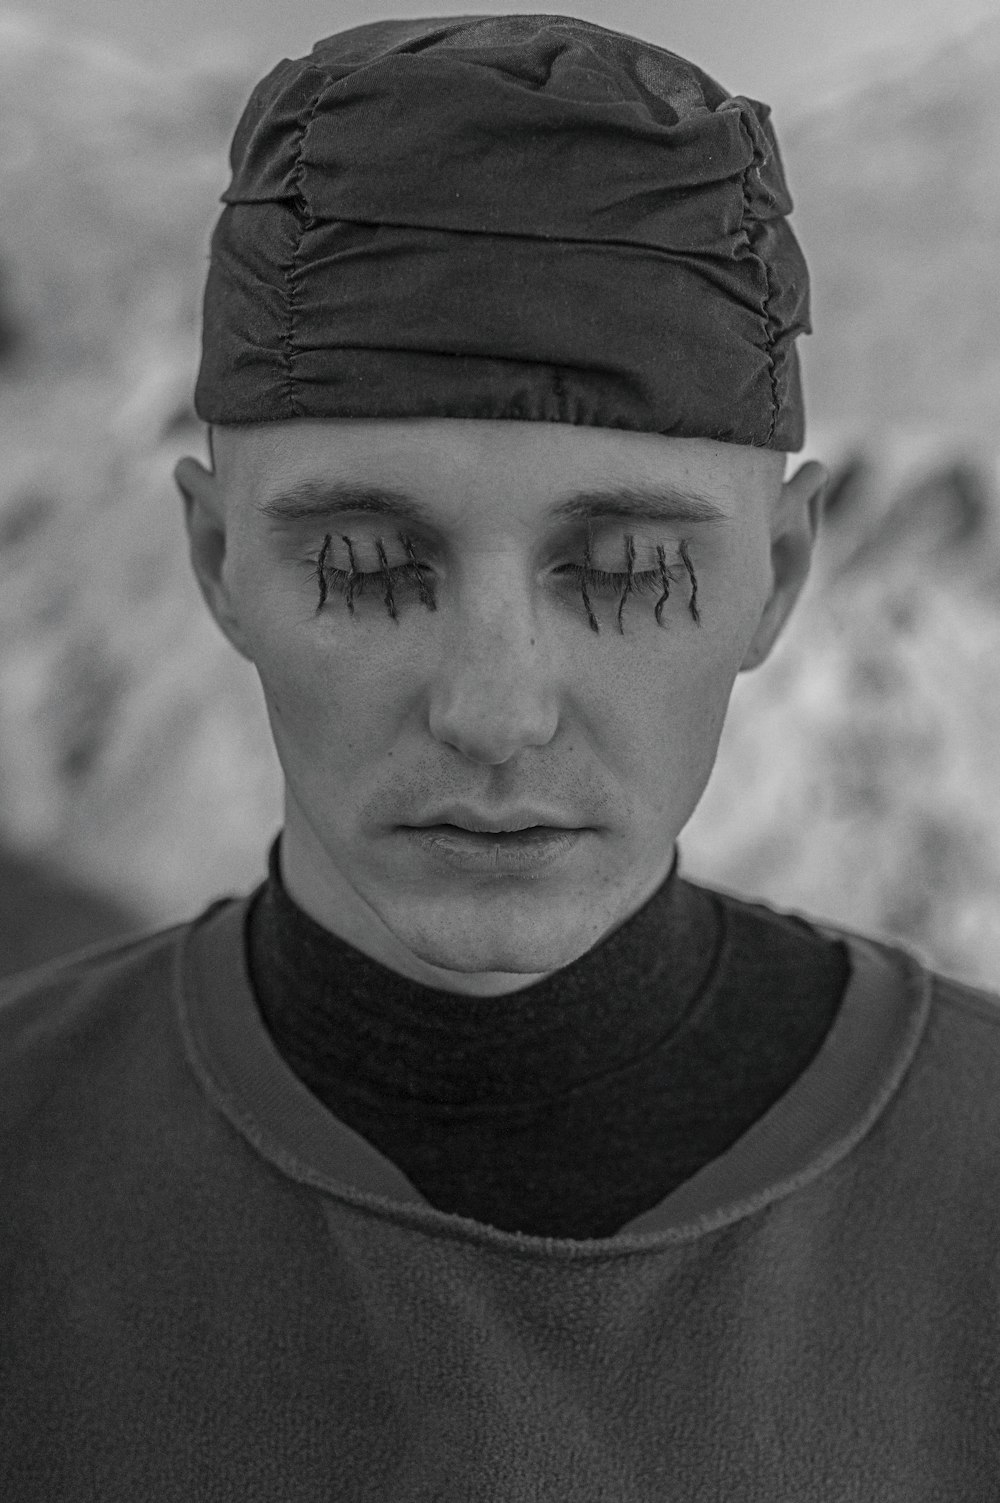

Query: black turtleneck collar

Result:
[243,830,850,1237]
[246,831,722,1114]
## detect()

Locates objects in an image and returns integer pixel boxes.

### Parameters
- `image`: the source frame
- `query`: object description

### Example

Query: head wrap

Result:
[194,14,811,450]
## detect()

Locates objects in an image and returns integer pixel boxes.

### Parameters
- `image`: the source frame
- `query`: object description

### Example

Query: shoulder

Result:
[720,887,1000,1149]
[698,874,1000,1042]
[0,901,234,1117]
[924,966,1000,1026]
[916,967,1000,1091]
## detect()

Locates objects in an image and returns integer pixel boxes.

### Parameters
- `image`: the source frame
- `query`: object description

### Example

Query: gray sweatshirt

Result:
[1,889,998,1499]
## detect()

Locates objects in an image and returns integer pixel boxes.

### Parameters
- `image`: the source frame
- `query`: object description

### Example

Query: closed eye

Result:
[304,531,700,632]
[314,561,666,596]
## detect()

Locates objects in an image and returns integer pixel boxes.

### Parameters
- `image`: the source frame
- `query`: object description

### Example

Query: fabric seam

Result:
[738,117,779,446]
[283,76,324,420]
[179,900,936,1261]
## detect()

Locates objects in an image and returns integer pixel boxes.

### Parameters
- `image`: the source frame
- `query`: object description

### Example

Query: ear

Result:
[173,454,254,662]
[739,460,828,673]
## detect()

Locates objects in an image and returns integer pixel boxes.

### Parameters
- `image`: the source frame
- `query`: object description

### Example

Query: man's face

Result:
[178,418,820,995]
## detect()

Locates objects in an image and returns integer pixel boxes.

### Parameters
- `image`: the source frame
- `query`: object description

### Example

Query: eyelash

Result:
[305,531,701,635]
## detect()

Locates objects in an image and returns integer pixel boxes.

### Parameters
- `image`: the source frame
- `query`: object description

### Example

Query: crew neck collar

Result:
[178,892,932,1253]
[246,832,720,1110]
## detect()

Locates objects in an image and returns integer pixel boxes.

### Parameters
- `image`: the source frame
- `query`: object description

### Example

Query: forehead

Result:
[214,418,785,522]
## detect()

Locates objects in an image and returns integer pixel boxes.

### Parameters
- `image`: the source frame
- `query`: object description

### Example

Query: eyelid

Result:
[310,525,682,568]
[305,527,693,581]
[297,515,684,552]
[306,530,702,631]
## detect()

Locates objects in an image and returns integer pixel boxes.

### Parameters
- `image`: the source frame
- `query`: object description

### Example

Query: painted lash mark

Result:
[579,530,600,635]
[654,543,671,627]
[312,530,701,631]
[399,532,437,611]
[616,533,636,636]
[679,539,700,624]
[313,532,332,613]
[341,534,360,616]
[374,538,398,624]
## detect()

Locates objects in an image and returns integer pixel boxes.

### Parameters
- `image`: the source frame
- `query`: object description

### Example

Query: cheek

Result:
[231,568,368,751]
[596,611,739,762]
[247,613,424,799]
[258,648,384,806]
[730,530,774,625]
[260,636,357,730]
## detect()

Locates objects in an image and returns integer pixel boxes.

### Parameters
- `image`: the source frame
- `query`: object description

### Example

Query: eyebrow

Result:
[254,480,730,530]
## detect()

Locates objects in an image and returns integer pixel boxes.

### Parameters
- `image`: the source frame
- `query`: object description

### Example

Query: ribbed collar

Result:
[179,886,934,1248]
[246,832,721,1113]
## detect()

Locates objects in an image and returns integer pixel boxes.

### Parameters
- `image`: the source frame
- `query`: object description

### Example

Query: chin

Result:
[402,903,602,984]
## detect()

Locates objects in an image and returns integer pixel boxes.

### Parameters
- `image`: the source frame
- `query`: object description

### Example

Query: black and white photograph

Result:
[2,0,999,1496]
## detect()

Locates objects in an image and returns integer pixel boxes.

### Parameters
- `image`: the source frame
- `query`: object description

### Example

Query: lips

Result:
[436,823,546,833]
[403,823,584,874]
[413,805,580,834]
[434,825,552,838]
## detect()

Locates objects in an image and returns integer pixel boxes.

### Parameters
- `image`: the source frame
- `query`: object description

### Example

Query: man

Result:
[2,15,999,1499]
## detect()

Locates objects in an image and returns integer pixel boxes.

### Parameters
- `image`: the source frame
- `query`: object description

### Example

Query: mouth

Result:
[427,824,556,837]
[402,823,585,875]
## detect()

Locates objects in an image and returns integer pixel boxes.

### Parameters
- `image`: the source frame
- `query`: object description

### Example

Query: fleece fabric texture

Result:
[246,833,850,1239]
[2,885,1000,1499]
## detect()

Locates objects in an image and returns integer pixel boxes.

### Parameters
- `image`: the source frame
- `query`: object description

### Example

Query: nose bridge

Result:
[427,555,559,761]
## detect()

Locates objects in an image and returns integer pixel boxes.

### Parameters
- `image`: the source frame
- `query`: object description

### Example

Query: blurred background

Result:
[1,1,999,985]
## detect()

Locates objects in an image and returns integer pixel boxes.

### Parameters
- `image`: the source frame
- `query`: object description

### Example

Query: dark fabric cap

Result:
[194,14,811,450]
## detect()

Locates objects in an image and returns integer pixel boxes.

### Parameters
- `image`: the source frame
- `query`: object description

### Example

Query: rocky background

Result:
[1,11,999,985]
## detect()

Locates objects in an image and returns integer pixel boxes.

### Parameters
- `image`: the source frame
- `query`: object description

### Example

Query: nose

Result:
[427,576,560,764]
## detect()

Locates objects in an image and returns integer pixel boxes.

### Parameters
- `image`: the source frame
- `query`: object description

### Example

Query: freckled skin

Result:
[175,419,826,997]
